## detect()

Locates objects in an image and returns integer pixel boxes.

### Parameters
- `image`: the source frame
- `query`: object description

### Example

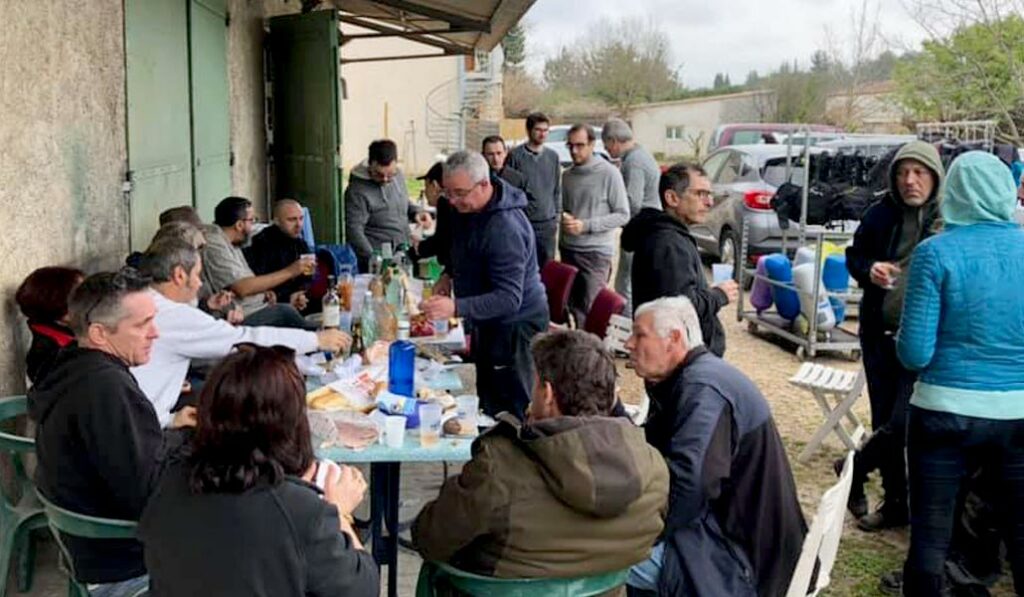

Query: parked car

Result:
[545,125,610,167]
[693,144,828,274]
[707,123,842,154]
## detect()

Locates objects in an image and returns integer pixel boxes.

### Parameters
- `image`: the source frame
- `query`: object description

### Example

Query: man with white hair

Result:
[602,118,662,317]
[420,150,549,419]
[625,296,805,597]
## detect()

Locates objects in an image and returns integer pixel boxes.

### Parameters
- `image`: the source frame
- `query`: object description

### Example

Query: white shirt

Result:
[131,289,318,427]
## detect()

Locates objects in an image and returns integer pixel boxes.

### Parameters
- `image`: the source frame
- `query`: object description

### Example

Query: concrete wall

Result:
[630,91,771,159]
[0,0,130,395]
[825,91,910,134]
[228,0,269,215]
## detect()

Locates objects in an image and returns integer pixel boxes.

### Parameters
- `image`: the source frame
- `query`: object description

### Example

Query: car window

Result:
[716,152,743,184]
[731,130,770,145]
[546,128,568,143]
[701,152,730,181]
[762,158,808,187]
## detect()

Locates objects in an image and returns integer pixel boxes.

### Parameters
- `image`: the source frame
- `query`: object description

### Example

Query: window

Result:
[701,151,729,180]
[716,152,742,184]
[665,125,685,140]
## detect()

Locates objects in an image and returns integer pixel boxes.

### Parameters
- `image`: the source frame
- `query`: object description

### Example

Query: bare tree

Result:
[823,0,885,130]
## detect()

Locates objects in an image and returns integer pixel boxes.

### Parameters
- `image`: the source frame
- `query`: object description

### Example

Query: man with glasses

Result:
[560,123,629,328]
[28,269,194,596]
[419,151,548,419]
[507,112,561,268]
[620,163,738,356]
[345,139,431,271]
[201,196,314,329]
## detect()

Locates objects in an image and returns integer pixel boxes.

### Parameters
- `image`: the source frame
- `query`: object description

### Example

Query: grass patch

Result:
[823,534,903,596]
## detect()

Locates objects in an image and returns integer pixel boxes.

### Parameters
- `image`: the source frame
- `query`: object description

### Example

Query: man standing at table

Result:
[419,151,549,420]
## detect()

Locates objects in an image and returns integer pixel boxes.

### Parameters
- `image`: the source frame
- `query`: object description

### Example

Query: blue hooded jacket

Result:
[451,176,548,324]
[897,151,1024,419]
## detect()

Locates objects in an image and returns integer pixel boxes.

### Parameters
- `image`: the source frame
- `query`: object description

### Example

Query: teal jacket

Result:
[897,151,1024,419]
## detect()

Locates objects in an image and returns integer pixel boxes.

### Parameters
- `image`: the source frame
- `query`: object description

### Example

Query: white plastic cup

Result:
[419,403,442,447]
[433,318,449,336]
[300,253,317,276]
[384,416,406,449]
[456,395,479,428]
[712,263,734,284]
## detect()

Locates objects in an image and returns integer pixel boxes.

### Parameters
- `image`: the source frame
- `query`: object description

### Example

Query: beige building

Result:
[0,0,528,396]
[825,80,910,134]
[629,90,774,159]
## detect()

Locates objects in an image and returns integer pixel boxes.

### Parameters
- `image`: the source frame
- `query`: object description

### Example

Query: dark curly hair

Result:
[189,344,315,494]
[15,266,85,323]
[531,330,617,416]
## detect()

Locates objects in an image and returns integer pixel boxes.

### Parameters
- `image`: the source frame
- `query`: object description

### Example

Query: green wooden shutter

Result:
[189,0,232,222]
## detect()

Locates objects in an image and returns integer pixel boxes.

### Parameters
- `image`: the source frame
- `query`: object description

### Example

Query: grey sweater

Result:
[622,145,663,216]
[506,144,562,223]
[344,160,415,261]
[560,156,629,254]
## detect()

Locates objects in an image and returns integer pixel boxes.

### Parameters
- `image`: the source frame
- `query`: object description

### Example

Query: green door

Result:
[189,0,232,222]
[125,0,193,250]
[269,10,342,244]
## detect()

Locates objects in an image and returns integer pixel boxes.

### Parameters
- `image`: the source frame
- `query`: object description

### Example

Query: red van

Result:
[708,123,843,154]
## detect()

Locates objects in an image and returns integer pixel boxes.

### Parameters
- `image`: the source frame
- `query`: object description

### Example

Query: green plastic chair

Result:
[0,395,48,596]
[35,490,138,597]
[415,560,629,597]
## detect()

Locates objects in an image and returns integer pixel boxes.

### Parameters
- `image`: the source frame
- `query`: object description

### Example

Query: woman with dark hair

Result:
[15,266,85,384]
[138,345,377,596]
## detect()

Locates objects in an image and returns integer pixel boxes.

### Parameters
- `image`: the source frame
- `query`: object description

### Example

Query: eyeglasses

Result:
[688,189,713,200]
[446,181,482,200]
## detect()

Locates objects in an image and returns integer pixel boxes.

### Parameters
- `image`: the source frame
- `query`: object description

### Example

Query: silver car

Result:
[693,144,827,271]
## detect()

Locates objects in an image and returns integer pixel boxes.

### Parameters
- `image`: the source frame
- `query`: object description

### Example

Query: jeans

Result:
[243,303,317,330]
[88,575,149,597]
[559,247,613,329]
[471,309,548,420]
[903,406,1024,596]
[614,250,634,318]
[626,542,664,591]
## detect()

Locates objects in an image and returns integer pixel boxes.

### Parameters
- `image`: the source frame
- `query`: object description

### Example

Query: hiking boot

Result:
[857,504,909,532]
[878,570,902,595]
[834,457,868,518]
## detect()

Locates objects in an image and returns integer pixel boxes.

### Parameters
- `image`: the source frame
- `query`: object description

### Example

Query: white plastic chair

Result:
[789,363,866,463]
[785,450,855,597]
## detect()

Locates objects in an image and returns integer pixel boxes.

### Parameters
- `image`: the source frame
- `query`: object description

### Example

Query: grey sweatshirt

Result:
[560,156,630,254]
[506,144,562,223]
[344,160,415,261]
[621,145,662,216]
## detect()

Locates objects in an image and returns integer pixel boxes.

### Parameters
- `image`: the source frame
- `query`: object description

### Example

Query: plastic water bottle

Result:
[360,290,378,347]
[387,340,416,397]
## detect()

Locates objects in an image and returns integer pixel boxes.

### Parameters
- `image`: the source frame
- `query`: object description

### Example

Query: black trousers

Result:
[852,331,915,508]
[471,310,549,420]
[531,218,557,270]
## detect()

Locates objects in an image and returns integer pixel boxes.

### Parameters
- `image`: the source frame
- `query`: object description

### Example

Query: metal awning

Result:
[332,0,533,63]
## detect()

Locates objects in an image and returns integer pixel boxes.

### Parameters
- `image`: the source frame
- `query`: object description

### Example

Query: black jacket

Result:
[645,349,806,597]
[622,208,728,356]
[244,224,311,304]
[28,347,187,583]
[138,462,378,596]
[25,321,74,384]
[415,196,453,271]
[845,194,939,336]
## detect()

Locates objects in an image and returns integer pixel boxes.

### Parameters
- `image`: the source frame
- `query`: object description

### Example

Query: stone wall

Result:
[228,0,269,215]
[0,0,130,395]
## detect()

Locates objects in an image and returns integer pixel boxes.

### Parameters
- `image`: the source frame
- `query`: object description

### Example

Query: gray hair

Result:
[602,118,633,143]
[139,238,200,284]
[151,221,205,250]
[68,269,151,336]
[444,150,490,185]
[634,296,704,349]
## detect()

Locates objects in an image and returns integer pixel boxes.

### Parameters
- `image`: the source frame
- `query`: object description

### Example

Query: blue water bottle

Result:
[388,340,416,397]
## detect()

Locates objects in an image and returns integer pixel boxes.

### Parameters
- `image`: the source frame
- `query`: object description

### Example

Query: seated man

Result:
[132,238,349,426]
[28,269,193,593]
[244,199,313,309]
[344,139,430,271]
[624,297,806,597]
[413,329,668,579]
[159,205,202,228]
[201,196,313,329]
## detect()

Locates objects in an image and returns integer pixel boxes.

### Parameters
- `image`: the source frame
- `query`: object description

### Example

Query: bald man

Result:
[244,199,313,312]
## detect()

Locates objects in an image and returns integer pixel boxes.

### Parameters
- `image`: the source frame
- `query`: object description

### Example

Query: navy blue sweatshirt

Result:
[451,177,548,324]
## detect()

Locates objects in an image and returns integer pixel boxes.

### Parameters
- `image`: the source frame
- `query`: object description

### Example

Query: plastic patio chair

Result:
[583,287,627,339]
[540,261,578,326]
[416,560,629,597]
[35,491,139,597]
[0,395,47,597]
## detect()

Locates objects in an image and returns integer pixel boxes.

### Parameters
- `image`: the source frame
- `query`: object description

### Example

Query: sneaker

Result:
[857,505,909,532]
[834,457,868,518]
[878,570,902,595]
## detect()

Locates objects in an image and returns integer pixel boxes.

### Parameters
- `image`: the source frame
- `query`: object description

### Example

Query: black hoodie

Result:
[28,346,185,583]
[621,208,728,356]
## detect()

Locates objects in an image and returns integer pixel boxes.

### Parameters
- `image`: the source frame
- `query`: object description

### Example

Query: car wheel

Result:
[718,228,736,267]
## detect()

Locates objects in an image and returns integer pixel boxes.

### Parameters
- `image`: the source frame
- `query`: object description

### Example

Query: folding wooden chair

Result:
[785,450,855,597]
[789,363,866,463]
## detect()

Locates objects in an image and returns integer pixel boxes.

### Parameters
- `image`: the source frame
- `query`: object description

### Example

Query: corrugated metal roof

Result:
[333,0,533,55]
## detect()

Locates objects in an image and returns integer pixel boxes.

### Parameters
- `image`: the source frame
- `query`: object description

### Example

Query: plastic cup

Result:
[384,416,406,449]
[712,263,734,284]
[418,403,442,447]
[456,395,479,429]
[433,318,449,337]
[301,253,316,276]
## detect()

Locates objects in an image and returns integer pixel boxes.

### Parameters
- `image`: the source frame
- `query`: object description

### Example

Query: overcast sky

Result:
[520,0,932,89]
